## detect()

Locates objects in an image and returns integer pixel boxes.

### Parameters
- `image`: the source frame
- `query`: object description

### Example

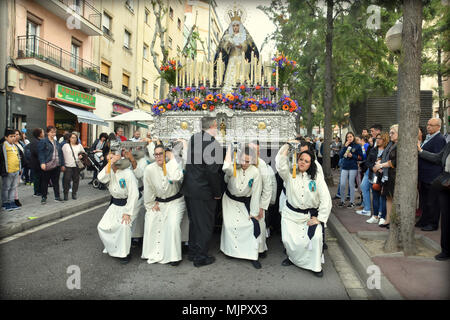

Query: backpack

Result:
[24,143,32,164]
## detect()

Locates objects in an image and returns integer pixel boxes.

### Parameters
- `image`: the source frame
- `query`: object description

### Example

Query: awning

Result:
[51,102,109,127]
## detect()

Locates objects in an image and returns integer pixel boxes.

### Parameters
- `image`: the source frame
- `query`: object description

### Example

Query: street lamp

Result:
[385,22,402,53]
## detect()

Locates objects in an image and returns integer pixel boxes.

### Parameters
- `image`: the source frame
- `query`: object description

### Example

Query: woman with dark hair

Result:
[276,146,332,277]
[37,126,65,204]
[89,132,109,185]
[60,132,72,148]
[338,132,363,208]
[62,133,85,201]
[29,128,45,197]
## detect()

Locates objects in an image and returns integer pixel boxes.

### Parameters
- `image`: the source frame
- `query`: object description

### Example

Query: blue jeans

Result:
[361,169,371,211]
[372,189,386,219]
[340,169,358,203]
[2,171,20,204]
[336,168,351,198]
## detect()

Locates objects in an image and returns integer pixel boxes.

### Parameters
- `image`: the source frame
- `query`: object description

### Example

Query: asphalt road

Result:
[0,205,349,300]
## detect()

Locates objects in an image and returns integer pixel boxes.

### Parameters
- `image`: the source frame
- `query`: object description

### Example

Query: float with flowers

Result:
[152,52,301,146]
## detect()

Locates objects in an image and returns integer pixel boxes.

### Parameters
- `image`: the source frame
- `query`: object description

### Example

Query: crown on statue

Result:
[228,8,243,22]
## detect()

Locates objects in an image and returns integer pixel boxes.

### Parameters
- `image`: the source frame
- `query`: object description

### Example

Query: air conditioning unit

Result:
[7,68,18,88]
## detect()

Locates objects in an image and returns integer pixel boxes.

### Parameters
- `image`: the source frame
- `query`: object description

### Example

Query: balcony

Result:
[34,0,102,36]
[16,35,101,90]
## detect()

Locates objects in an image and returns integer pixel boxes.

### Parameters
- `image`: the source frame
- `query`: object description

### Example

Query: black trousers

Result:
[185,197,217,261]
[63,167,80,196]
[437,188,450,255]
[418,181,441,228]
[41,167,61,199]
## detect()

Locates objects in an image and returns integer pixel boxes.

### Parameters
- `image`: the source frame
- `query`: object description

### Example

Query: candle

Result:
[190,58,194,87]
[250,52,253,85]
[218,52,223,86]
[268,61,271,87]
[210,60,214,87]
[175,56,179,87]
[275,64,278,88]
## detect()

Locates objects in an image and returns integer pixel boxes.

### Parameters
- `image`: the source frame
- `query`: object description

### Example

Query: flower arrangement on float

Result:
[159,59,181,86]
[151,91,301,116]
[272,54,298,88]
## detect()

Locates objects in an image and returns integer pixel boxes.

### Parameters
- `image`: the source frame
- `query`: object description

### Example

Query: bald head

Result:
[427,118,441,135]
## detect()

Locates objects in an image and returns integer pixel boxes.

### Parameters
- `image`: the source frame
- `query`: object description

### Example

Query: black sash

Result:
[225,189,261,239]
[110,197,127,207]
[155,192,183,203]
[138,186,143,199]
[286,201,322,240]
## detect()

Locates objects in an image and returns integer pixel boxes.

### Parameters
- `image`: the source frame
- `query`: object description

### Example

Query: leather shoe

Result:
[415,220,426,228]
[170,260,181,266]
[72,194,77,200]
[421,225,438,231]
[323,243,328,250]
[259,251,267,259]
[251,260,262,269]
[435,252,450,261]
[281,258,293,266]
[193,256,215,267]
[311,270,323,278]
[119,254,131,264]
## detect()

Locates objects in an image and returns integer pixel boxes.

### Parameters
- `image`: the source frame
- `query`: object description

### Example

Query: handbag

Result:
[70,144,85,170]
[431,171,450,191]
[44,142,58,171]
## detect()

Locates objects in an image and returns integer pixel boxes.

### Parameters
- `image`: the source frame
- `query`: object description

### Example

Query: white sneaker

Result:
[378,218,386,225]
[356,210,371,216]
[366,216,379,224]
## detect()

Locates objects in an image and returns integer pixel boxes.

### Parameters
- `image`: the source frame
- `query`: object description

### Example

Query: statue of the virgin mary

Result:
[214,6,259,93]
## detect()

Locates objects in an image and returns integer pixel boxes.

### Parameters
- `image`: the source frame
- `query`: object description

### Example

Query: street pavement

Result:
[0,204,350,300]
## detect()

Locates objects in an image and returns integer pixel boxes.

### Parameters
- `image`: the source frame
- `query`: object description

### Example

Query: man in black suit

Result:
[180,117,223,267]
[416,118,447,231]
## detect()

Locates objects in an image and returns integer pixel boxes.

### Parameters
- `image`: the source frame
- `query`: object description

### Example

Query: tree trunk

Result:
[386,0,423,256]
[323,0,334,186]
[307,83,314,137]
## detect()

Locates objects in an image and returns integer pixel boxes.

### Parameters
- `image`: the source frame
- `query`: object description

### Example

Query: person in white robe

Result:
[124,149,149,245]
[264,162,278,238]
[249,141,272,257]
[97,154,140,264]
[221,144,263,269]
[276,145,332,277]
[141,144,186,266]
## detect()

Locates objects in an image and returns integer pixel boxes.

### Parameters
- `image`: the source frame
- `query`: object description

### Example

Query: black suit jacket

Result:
[180,130,224,200]
[419,133,446,183]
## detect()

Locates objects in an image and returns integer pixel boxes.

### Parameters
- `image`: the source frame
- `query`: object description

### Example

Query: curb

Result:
[327,211,404,300]
[0,195,110,239]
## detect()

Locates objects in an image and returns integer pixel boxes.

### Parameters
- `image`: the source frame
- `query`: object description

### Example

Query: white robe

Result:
[97,166,139,258]
[131,157,149,238]
[220,161,262,261]
[141,159,187,264]
[275,147,332,272]
[256,158,272,252]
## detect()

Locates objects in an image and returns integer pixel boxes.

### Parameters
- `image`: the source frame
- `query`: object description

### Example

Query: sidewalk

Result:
[0,171,110,239]
[327,170,450,300]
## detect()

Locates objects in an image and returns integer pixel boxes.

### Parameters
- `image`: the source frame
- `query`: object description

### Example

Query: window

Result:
[101,62,110,84]
[71,40,81,72]
[169,7,173,20]
[124,30,131,49]
[122,73,130,95]
[143,44,149,59]
[177,18,181,30]
[145,9,150,24]
[168,37,172,49]
[103,12,112,37]
[142,78,148,95]
[26,19,40,56]
[125,0,134,12]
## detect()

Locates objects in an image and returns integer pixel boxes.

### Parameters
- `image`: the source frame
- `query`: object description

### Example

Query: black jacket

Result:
[29,138,42,171]
[366,146,381,181]
[180,131,224,200]
[418,133,446,183]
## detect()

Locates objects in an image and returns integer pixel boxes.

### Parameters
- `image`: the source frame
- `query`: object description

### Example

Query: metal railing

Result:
[17,35,100,83]
[58,0,101,30]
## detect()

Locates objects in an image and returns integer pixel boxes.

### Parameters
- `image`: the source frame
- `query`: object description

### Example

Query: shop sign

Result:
[55,84,95,108]
[113,103,132,114]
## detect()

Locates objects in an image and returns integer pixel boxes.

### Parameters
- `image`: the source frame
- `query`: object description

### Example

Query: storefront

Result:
[112,102,134,138]
[46,84,108,147]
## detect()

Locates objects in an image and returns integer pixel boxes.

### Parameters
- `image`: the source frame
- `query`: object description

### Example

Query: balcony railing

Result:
[58,0,101,30]
[17,35,100,83]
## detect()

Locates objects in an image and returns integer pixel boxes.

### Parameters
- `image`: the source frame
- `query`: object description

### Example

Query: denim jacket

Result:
[37,137,64,167]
